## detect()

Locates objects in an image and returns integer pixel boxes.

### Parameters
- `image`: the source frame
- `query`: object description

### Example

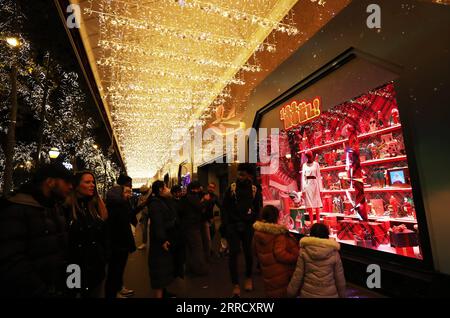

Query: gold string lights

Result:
[81,0,303,179]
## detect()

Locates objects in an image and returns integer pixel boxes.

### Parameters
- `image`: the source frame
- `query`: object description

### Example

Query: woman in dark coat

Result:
[147,180,179,298]
[65,171,108,298]
[179,181,209,276]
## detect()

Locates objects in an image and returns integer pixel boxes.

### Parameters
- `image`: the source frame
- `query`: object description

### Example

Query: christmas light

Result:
[81,0,301,178]
[96,49,261,72]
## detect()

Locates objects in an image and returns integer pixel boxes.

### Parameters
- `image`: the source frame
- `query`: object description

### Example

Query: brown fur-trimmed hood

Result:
[253,221,288,235]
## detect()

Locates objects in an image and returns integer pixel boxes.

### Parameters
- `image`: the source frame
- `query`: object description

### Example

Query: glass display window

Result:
[260,82,423,259]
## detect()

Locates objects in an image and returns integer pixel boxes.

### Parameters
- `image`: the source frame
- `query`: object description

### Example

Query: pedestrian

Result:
[287,223,346,298]
[170,184,186,279]
[137,184,151,250]
[179,181,209,276]
[170,184,183,202]
[104,185,136,298]
[221,163,262,297]
[116,175,139,231]
[0,163,73,297]
[147,181,179,298]
[201,182,221,261]
[65,171,108,298]
[253,205,298,298]
[117,174,132,189]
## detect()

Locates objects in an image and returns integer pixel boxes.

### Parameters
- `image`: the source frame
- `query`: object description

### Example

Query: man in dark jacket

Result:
[179,181,208,276]
[0,163,73,297]
[222,163,262,297]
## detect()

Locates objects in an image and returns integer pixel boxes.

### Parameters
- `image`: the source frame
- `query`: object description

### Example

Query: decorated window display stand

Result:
[259,83,423,260]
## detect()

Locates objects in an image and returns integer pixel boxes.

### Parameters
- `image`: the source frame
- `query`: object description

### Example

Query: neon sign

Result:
[280,97,321,130]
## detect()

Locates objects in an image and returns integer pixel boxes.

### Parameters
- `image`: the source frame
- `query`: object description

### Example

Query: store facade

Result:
[243,0,450,296]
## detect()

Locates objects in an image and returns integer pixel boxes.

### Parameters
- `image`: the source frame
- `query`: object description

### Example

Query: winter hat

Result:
[33,163,73,184]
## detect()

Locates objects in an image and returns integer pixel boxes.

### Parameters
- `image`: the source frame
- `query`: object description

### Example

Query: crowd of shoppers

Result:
[0,162,346,298]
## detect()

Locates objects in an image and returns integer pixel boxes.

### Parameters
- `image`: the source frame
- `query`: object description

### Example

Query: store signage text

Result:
[279,97,321,131]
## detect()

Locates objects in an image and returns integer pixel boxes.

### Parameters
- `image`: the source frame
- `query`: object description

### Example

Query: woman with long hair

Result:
[66,171,108,298]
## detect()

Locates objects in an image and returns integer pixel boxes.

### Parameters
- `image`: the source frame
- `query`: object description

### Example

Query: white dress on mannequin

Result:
[301,161,323,209]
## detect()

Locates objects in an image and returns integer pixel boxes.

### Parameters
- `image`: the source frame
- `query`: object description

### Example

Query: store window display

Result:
[259,83,422,259]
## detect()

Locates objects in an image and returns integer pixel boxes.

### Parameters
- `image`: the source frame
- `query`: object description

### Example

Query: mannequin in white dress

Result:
[302,151,323,224]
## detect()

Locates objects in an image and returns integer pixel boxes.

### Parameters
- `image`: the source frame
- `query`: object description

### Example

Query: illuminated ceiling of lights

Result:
[72,0,306,179]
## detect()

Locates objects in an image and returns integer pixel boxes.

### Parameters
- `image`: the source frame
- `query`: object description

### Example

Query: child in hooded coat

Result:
[253,205,299,298]
[287,223,346,298]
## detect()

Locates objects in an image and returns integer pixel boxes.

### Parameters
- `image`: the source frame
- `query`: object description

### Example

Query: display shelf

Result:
[320,155,407,172]
[320,187,412,194]
[319,212,417,224]
[297,124,402,155]
[358,124,402,140]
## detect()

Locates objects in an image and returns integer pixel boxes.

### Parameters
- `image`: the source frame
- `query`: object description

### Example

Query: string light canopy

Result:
[75,0,317,180]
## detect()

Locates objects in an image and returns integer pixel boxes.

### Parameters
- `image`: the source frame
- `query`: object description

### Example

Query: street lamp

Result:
[49,147,60,159]
[6,37,20,48]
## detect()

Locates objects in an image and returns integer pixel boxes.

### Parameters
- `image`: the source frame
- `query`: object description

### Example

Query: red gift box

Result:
[389,230,419,247]
[356,239,373,248]
[365,222,390,245]
[322,195,333,212]
[337,220,361,240]
[395,247,415,257]
[337,230,354,240]
[323,216,338,229]
[337,221,388,246]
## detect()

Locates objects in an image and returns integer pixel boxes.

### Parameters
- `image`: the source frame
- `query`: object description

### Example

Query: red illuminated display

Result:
[261,83,422,259]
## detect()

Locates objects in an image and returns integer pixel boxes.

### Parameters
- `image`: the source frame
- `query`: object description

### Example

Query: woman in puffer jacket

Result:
[287,223,346,298]
[253,205,299,298]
